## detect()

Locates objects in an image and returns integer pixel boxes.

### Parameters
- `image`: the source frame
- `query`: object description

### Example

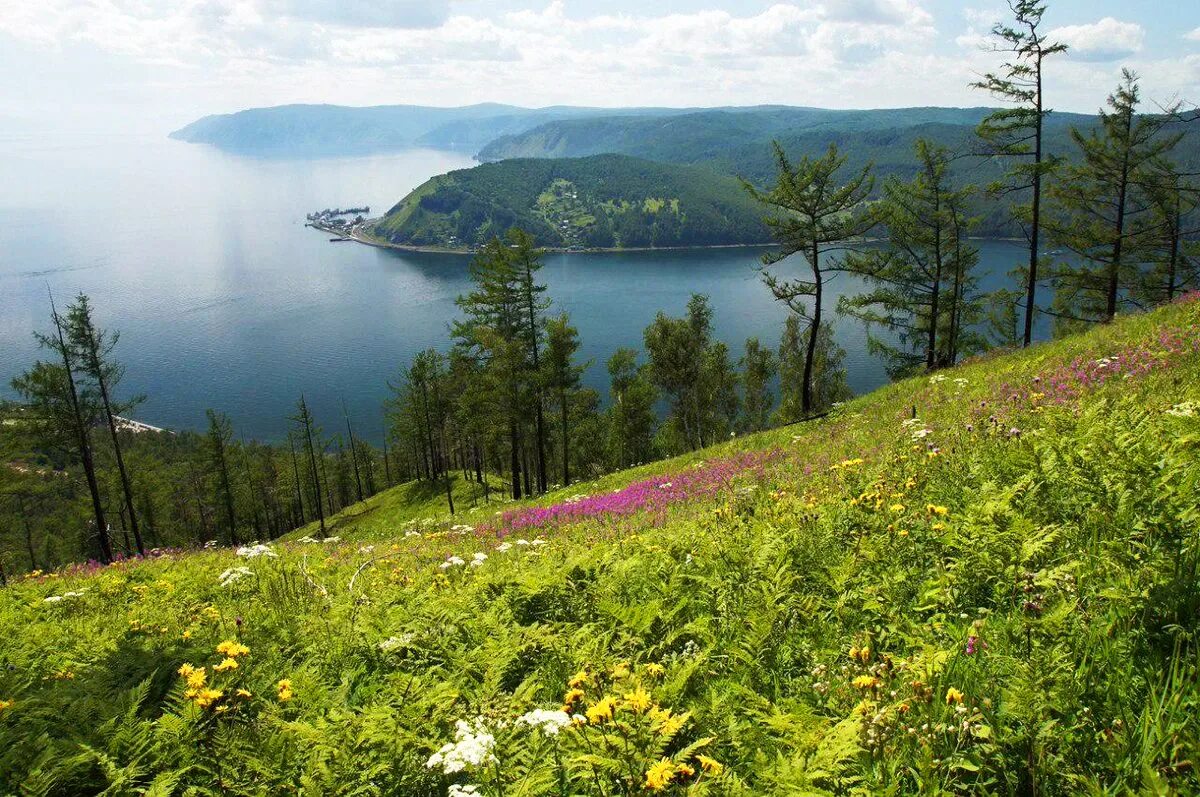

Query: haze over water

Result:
[0,133,1036,443]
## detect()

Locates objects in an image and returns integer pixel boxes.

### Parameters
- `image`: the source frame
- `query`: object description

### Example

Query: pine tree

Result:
[605,348,658,469]
[776,317,851,424]
[740,337,776,433]
[743,142,874,417]
[12,295,113,562]
[841,139,982,377]
[204,409,239,546]
[66,294,145,555]
[972,0,1067,347]
[1136,159,1199,306]
[1045,70,1183,331]
[543,313,586,487]
[291,395,325,538]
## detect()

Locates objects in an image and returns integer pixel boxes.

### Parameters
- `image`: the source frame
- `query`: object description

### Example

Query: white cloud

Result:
[1185,27,1200,42]
[1050,17,1144,62]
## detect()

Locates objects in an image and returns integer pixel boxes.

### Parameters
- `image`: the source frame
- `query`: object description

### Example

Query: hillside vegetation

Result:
[3,296,1199,794]
[368,154,771,250]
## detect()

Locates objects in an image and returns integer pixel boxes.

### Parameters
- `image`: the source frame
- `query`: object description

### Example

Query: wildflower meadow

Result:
[2,295,1200,795]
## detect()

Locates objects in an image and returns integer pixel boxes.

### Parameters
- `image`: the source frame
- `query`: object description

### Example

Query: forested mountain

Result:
[168,103,697,156]
[368,154,771,249]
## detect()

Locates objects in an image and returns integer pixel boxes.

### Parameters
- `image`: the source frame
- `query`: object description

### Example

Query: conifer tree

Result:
[204,409,239,545]
[972,0,1067,347]
[543,313,586,487]
[841,139,982,376]
[291,395,325,538]
[12,296,112,562]
[743,143,874,417]
[66,294,145,555]
[1045,70,1183,331]
[740,338,776,433]
[776,317,851,424]
[605,348,658,469]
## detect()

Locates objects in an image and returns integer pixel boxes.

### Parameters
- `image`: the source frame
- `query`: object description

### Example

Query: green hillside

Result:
[368,154,771,249]
[3,295,1200,794]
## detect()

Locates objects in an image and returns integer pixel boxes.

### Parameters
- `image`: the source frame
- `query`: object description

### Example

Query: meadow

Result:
[2,294,1199,795]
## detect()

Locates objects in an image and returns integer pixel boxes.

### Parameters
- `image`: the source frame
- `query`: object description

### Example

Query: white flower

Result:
[297,536,319,544]
[1166,401,1197,418]
[359,545,376,554]
[495,542,513,553]
[379,633,414,652]
[517,708,572,737]
[930,373,948,384]
[42,595,63,603]
[202,540,218,549]
[218,566,255,587]
[911,428,933,441]
[530,539,547,547]
[448,785,481,797]
[236,543,277,559]
[426,718,496,773]
[439,555,467,570]
[405,530,421,538]
[469,552,487,567]
[322,536,342,544]
[515,539,530,546]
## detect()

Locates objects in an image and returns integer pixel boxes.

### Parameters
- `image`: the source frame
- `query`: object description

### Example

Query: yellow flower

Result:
[185,667,207,690]
[0,699,14,713]
[568,670,590,688]
[926,504,949,517]
[563,687,585,707]
[849,645,870,662]
[852,675,881,690]
[676,763,696,777]
[213,657,239,673]
[889,503,906,513]
[611,662,630,679]
[216,640,250,657]
[696,755,724,776]
[643,663,665,678]
[645,758,676,791]
[235,688,253,699]
[277,679,294,702]
[945,687,964,705]
[650,707,687,737]
[178,663,198,678]
[624,687,653,713]
[181,630,192,640]
[585,696,617,724]
[193,688,224,709]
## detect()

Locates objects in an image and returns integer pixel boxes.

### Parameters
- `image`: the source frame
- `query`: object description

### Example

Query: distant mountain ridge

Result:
[170,103,705,156]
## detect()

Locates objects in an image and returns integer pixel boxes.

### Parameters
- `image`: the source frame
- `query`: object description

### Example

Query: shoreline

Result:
[310,221,1026,256]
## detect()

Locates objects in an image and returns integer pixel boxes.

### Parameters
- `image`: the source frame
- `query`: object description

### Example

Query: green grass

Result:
[2,297,1200,795]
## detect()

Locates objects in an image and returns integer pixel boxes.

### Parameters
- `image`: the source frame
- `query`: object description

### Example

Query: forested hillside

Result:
[368,154,771,249]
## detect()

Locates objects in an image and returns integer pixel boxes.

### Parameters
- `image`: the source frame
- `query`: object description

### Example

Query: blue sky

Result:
[1,1,1196,134]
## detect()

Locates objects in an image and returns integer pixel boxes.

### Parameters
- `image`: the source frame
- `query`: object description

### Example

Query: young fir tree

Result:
[543,313,586,487]
[605,348,658,470]
[1135,159,1199,306]
[66,294,145,555]
[454,236,532,500]
[1045,70,1183,332]
[739,337,776,433]
[840,139,982,377]
[341,398,364,504]
[204,409,239,546]
[743,142,874,417]
[972,0,1067,347]
[11,296,112,562]
[776,316,851,424]
[291,395,325,538]
[509,228,551,495]
[643,294,713,451]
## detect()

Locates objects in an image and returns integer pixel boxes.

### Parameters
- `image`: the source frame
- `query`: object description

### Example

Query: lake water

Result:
[0,133,1039,443]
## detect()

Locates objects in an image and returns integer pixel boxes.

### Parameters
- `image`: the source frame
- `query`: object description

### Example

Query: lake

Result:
[0,133,1039,443]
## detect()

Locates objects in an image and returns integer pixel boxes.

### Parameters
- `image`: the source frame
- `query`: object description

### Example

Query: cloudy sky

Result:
[1,0,1197,134]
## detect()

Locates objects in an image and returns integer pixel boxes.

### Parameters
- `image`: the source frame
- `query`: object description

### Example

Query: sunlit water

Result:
[0,133,1040,442]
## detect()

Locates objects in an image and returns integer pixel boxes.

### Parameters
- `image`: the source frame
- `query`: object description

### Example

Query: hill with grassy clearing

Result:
[368,154,771,250]
[3,296,1200,794]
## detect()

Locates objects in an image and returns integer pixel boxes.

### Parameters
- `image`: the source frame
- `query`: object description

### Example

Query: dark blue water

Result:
[0,133,1035,442]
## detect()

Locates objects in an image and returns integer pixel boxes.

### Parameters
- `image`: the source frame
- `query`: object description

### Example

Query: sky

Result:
[0,0,1197,135]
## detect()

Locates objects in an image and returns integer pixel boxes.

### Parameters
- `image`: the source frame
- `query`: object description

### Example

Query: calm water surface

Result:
[0,133,1036,442]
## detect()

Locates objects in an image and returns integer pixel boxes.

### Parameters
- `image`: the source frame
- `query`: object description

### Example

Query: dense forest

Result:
[369,154,772,249]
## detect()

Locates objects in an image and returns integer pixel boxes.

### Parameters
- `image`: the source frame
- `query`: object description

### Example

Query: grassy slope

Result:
[3,297,1200,795]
